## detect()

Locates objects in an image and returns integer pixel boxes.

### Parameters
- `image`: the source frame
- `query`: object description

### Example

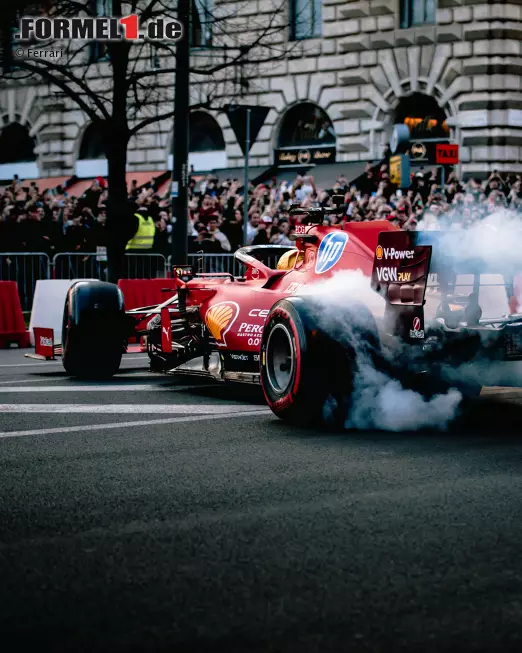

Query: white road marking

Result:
[0,403,264,414]
[0,378,55,386]
[0,362,63,368]
[0,355,146,368]
[0,383,220,393]
[0,372,161,385]
[0,409,270,439]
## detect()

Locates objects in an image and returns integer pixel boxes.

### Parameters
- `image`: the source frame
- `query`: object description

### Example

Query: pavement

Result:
[3,347,522,652]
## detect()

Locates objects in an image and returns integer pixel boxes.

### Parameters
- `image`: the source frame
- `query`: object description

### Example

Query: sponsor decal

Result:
[161,307,172,352]
[305,250,316,270]
[380,247,414,260]
[375,267,413,282]
[230,353,248,361]
[248,309,270,318]
[251,267,260,280]
[34,327,54,358]
[376,245,383,260]
[315,232,349,274]
[238,323,263,335]
[376,267,397,282]
[295,224,307,235]
[273,395,293,410]
[253,354,260,362]
[284,282,304,294]
[237,321,264,347]
[409,316,425,339]
[205,301,240,346]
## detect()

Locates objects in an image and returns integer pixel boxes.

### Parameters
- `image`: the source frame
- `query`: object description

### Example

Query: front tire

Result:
[62,280,125,380]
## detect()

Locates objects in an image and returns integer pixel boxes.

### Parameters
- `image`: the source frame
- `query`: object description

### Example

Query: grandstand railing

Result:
[2,251,283,312]
[51,253,168,281]
[0,252,51,311]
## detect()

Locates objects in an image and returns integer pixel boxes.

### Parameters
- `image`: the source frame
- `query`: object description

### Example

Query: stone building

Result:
[1,0,521,187]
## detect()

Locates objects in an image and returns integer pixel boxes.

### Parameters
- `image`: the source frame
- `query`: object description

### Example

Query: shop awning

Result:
[64,171,169,197]
[0,176,72,194]
[29,176,72,192]
[272,162,372,189]
[126,171,166,190]
[64,178,98,197]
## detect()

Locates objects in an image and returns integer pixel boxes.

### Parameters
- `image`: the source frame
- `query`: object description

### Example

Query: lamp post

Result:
[171,0,191,266]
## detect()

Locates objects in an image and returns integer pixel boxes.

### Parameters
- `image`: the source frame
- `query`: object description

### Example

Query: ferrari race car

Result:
[29,200,522,425]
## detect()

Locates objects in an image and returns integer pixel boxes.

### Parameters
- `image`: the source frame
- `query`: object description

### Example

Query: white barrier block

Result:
[29,279,96,346]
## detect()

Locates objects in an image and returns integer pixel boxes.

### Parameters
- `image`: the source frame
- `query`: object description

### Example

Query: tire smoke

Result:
[300,269,463,431]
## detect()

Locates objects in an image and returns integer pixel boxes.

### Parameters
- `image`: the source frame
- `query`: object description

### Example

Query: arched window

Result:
[76,121,108,177]
[0,122,36,164]
[169,111,227,171]
[190,111,226,152]
[278,102,336,148]
[191,0,212,47]
[394,93,449,140]
[79,121,106,160]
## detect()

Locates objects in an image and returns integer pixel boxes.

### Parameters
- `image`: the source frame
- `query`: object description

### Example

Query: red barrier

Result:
[0,281,30,348]
[117,278,178,341]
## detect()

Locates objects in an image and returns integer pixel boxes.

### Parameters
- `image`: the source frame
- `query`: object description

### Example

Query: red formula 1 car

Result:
[30,201,522,425]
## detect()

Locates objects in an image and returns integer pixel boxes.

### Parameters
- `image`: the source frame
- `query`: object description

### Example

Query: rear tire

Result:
[62,280,125,380]
[260,297,379,426]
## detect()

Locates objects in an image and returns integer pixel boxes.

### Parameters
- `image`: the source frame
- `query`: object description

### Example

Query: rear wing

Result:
[371,231,432,341]
[371,230,522,339]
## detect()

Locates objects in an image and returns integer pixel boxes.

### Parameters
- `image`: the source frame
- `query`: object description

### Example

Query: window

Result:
[400,0,436,28]
[394,93,448,139]
[289,0,322,41]
[149,44,160,70]
[95,0,112,15]
[89,0,111,61]
[79,122,106,160]
[191,0,212,48]
[278,103,335,148]
[190,111,225,152]
[0,122,37,164]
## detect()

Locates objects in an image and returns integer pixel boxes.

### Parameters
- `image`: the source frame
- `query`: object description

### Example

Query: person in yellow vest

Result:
[125,203,157,277]
[125,207,156,253]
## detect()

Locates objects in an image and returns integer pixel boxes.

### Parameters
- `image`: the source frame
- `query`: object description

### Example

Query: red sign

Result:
[436,143,459,165]
[34,327,54,359]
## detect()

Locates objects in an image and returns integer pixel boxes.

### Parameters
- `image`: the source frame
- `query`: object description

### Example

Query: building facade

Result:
[1,0,522,183]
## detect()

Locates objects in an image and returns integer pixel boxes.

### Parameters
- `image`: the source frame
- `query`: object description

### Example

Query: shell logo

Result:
[376,245,383,260]
[205,301,240,346]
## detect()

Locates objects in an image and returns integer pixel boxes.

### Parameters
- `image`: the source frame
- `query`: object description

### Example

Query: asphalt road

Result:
[3,348,522,652]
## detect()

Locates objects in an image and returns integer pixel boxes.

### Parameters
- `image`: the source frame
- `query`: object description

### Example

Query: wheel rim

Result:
[266,323,295,395]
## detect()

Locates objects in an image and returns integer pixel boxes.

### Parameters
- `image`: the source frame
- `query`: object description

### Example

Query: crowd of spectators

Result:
[1,165,521,259]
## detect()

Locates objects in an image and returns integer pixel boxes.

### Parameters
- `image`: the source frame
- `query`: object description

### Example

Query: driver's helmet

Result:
[277,249,303,270]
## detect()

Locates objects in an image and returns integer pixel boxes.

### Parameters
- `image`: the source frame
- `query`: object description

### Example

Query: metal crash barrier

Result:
[169,252,283,276]
[0,252,51,311]
[52,253,168,281]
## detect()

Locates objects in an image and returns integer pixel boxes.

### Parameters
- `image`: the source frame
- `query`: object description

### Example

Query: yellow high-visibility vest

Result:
[126,213,155,250]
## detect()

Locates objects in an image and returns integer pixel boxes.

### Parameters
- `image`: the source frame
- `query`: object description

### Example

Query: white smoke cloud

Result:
[417,208,522,272]
[300,269,463,432]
